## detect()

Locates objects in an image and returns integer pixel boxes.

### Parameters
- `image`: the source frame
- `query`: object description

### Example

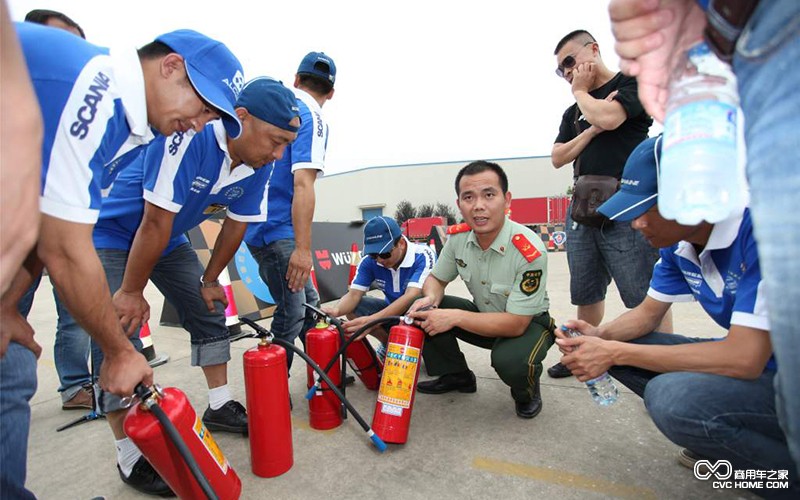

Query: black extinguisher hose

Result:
[134,385,220,500]
[303,314,403,400]
[238,317,387,452]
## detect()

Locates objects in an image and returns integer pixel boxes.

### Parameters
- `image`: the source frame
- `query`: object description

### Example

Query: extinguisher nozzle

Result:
[368,432,387,452]
[305,385,317,400]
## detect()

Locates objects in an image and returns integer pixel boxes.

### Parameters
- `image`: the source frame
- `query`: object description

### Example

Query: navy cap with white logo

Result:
[236,77,301,133]
[155,30,244,139]
[297,51,336,85]
[598,135,662,222]
[363,216,402,255]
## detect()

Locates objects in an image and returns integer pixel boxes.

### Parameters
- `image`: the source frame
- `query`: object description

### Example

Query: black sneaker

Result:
[678,448,712,474]
[547,362,573,379]
[118,456,175,497]
[202,400,248,435]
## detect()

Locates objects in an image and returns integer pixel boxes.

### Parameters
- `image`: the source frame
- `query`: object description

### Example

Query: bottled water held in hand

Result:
[659,41,746,225]
[560,326,619,406]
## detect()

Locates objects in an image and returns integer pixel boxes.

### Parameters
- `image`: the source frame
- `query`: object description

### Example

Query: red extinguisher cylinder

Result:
[306,323,342,430]
[371,323,425,444]
[345,338,383,390]
[124,387,242,500]
[244,341,293,477]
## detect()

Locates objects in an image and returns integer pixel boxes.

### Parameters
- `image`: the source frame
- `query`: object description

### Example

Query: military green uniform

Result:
[424,218,555,403]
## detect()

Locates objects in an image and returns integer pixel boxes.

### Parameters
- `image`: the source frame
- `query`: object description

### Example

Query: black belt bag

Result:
[570,175,619,228]
[705,0,760,61]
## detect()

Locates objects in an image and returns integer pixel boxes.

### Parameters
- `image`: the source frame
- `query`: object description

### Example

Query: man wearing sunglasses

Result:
[323,216,435,351]
[548,29,666,380]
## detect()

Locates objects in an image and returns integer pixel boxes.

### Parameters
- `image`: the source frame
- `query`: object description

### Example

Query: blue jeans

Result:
[565,209,659,307]
[18,273,92,403]
[93,243,230,412]
[247,239,319,371]
[610,332,798,497]
[735,0,800,476]
[0,343,38,500]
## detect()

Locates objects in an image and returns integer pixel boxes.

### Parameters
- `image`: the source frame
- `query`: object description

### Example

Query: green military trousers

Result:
[421,295,555,403]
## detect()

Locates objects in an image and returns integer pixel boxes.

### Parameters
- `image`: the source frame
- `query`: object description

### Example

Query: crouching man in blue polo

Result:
[323,216,435,352]
[85,77,299,496]
[556,136,798,498]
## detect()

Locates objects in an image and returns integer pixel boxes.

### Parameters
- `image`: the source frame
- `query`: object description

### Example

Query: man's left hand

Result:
[559,336,616,382]
[286,248,312,293]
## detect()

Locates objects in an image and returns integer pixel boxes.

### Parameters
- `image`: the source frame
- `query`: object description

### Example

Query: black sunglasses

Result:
[555,42,594,78]
[368,251,393,260]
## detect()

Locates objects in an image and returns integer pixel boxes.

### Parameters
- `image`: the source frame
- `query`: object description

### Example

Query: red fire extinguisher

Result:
[371,322,425,444]
[124,385,241,500]
[243,338,292,477]
[306,320,342,430]
[345,338,383,390]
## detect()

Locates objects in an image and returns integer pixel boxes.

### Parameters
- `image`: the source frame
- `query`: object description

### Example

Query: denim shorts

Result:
[95,243,230,413]
[566,210,660,308]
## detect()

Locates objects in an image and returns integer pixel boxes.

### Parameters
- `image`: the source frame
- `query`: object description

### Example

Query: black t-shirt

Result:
[555,73,652,178]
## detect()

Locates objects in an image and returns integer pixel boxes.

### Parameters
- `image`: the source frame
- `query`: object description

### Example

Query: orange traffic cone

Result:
[349,242,361,285]
[219,266,249,341]
[139,322,169,368]
[309,265,319,291]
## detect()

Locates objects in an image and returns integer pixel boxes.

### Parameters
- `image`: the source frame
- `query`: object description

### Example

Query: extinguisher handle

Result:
[302,302,344,328]
[239,317,272,339]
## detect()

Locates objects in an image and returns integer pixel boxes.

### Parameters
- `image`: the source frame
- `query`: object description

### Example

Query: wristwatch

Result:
[200,276,221,288]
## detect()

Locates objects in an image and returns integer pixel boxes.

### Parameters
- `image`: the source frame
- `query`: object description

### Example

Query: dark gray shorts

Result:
[566,210,660,308]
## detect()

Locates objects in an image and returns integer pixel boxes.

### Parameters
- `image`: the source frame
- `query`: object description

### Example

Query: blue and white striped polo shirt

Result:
[244,88,327,248]
[648,208,775,370]
[17,21,154,224]
[94,120,270,253]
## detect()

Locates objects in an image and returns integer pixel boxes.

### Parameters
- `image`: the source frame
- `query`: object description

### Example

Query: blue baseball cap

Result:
[363,216,402,255]
[297,51,336,85]
[236,77,301,133]
[155,30,244,138]
[598,135,662,222]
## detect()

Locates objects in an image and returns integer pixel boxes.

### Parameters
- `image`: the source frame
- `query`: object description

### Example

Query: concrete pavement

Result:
[22,252,757,499]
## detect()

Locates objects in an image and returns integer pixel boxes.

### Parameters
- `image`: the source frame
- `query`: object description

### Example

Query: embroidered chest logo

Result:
[520,270,542,296]
[223,186,244,200]
[455,258,467,268]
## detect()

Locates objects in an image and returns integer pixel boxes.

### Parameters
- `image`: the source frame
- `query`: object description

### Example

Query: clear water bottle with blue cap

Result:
[659,40,746,225]
[560,326,619,406]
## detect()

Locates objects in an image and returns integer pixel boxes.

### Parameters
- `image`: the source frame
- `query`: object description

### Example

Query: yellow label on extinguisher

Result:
[193,416,229,474]
[377,342,420,409]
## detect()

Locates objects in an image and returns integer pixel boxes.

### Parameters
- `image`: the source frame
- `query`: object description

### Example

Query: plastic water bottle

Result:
[658,40,746,225]
[560,326,619,406]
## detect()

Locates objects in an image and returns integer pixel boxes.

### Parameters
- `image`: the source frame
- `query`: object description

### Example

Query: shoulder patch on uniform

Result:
[520,270,542,296]
[512,234,541,263]
[447,223,471,235]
